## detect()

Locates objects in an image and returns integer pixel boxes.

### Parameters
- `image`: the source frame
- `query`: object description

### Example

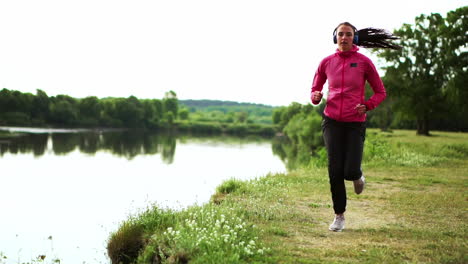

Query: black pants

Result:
[322,115,366,214]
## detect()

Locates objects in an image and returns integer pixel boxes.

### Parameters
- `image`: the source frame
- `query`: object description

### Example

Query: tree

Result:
[78,96,101,126]
[178,108,189,120]
[378,7,467,135]
[49,98,78,125]
[235,111,248,123]
[163,90,178,119]
[79,96,100,117]
[272,106,285,125]
[32,89,50,124]
[271,102,300,131]
[441,7,468,131]
[0,89,34,114]
[114,96,144,127]
[141,100,157,128]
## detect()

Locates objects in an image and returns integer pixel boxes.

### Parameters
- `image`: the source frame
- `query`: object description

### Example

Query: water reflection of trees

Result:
[0,131,177,163]
[0,134,49,157]
[272,136,327,171]
[271,136,312,171]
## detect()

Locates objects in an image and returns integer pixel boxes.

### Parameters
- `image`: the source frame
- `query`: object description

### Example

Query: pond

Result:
[0,127,286,264]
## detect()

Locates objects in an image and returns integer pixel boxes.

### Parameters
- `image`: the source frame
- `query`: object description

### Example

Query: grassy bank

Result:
[108,130,468,263]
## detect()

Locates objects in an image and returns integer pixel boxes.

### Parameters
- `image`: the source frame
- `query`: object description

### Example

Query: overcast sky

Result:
[0,0,466,106]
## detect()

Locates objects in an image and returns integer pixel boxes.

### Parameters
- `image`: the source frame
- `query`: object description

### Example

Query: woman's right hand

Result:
[312,91,323,102]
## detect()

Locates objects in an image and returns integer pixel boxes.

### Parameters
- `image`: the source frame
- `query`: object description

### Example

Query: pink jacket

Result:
[311,45,386,122]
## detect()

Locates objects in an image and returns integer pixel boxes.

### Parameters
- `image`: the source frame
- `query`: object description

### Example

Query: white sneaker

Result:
[329,214,345,232]
[353,175,365,194]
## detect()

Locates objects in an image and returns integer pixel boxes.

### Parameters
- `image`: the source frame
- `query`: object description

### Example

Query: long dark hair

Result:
[334,22,401,49]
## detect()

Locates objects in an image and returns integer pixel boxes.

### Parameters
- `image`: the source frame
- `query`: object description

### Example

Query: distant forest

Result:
[180,99,273,108]
[179,99,274,125]
[0,88,277,135]
[1,86,466,134]
[0,88,179,129]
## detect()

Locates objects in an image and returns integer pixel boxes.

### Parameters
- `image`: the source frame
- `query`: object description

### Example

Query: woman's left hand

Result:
[355,104,367,115]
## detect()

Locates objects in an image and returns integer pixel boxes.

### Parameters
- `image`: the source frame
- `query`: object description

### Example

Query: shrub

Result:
[216,178,247,194]
[107,220,145,264]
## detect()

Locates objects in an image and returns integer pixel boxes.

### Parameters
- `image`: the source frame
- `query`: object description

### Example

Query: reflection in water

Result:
[0,131,177,163]
[0,133,48,156]
[271,136,319,170]
[0,129,295,166]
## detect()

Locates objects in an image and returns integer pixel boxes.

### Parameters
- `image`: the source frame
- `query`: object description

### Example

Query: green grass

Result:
[108,203,269,264]
[107,129,468,263]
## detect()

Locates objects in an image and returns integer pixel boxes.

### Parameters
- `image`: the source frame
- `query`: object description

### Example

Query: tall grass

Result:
[108,203,269,264]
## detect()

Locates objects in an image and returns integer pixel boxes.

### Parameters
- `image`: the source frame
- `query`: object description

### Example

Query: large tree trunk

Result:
[416,118,430,136]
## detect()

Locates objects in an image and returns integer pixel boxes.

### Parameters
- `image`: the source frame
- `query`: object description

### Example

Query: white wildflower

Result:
[244,248,253,255]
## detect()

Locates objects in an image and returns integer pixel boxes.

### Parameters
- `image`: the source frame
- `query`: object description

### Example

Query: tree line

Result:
[0,88,276,136]
[0,89,178,129]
